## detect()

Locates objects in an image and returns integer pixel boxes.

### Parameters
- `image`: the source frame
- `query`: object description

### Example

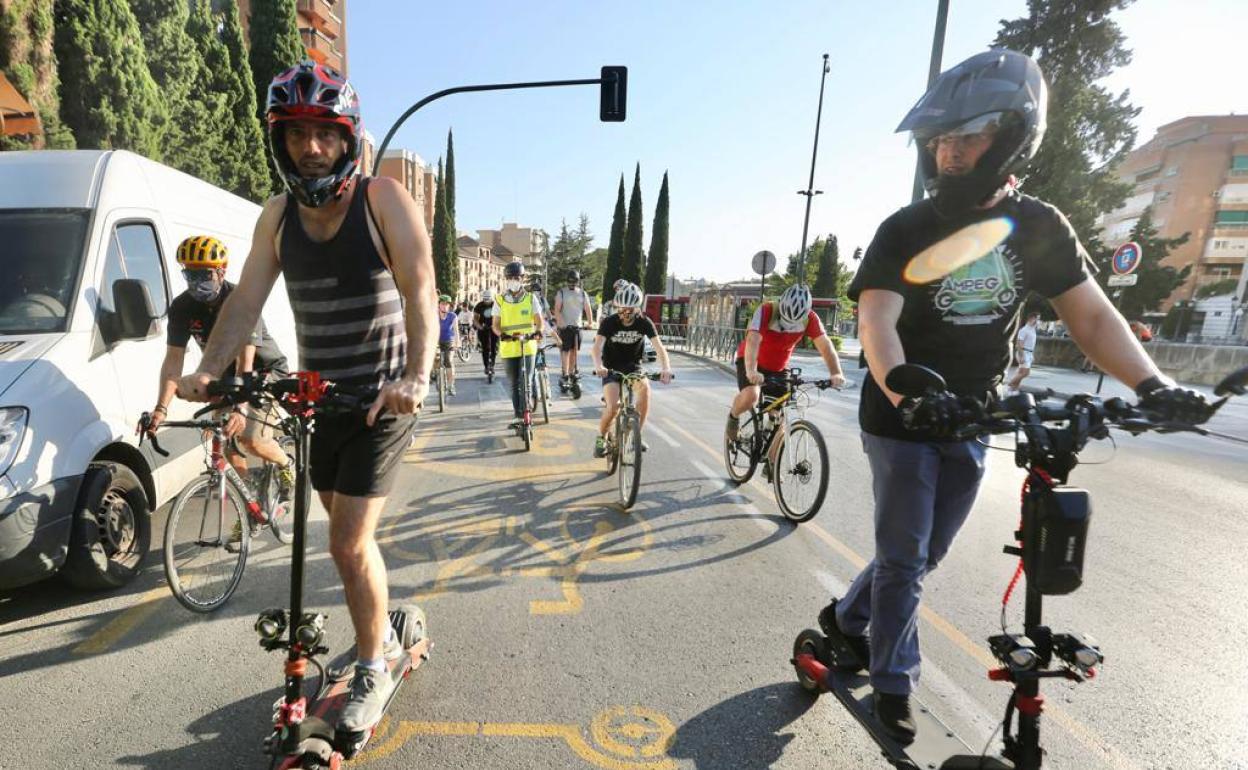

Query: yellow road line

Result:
[72,586,168,656]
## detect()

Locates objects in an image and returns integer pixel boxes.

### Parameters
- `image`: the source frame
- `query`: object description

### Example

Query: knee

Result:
[329,530,371,567]
[876,546,929,582]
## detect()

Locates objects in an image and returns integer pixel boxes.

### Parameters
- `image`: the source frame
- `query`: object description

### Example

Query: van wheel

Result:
[60,462,151,590]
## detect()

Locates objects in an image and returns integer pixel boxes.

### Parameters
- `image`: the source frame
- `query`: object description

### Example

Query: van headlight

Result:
[0,408,29,477]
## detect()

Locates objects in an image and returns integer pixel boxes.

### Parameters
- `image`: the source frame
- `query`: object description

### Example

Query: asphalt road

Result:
[2,349,1246,770]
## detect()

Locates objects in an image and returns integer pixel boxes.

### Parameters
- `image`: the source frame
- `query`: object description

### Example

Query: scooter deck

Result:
[276,636,432,768]
[822,635,1004,770]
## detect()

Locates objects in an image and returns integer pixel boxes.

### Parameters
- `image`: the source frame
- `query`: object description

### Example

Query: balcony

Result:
[297,0,340,37]
[300,27,342,68]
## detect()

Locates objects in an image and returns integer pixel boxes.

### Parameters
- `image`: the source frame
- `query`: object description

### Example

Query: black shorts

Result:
[735,358,786,397]
[558,326,582,352]
[437,342,453,367]
[310,413,416,497]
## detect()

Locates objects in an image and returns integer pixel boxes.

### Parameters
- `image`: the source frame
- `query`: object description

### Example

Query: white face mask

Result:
[506,280,523,293]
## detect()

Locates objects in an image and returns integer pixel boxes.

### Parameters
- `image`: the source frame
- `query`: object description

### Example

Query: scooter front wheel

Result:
[793,629,828,694]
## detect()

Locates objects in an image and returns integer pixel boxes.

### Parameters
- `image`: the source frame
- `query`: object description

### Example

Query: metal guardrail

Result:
[657,323,746,363]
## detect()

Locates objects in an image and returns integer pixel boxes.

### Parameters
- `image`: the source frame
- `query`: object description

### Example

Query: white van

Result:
[0,150,295,591]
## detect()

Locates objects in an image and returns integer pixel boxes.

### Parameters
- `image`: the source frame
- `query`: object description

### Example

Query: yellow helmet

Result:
[176,235,228,269]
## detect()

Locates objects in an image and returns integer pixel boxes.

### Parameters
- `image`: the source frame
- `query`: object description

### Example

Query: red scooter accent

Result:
[793,652,830,691]
[1016,692,1045,718]
[278,696,307,727]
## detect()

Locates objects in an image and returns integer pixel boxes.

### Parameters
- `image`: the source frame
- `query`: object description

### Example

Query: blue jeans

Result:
[836,432,987,696]
[503,354,535,417]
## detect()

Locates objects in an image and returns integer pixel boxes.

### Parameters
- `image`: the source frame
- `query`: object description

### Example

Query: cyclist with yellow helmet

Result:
[145,236,293,490]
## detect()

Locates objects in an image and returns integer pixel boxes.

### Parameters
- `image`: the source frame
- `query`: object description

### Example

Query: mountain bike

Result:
[140,407,294,613]
[602,370,669,510]
[434,345,449,412]
[456,324,473,362]
[723,368,835,522]
[792,362,1248,770]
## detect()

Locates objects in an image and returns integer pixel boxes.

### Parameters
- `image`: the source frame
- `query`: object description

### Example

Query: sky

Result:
[348,0,1248,284]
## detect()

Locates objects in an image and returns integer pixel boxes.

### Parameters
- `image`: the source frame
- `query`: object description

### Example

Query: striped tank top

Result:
[280,177,406,387]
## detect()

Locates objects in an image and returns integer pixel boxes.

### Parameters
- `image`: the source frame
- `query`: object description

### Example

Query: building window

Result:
[1232,155,1248,170]
[1136,169,1159,183]
[1215,211,1248,225]
[1164,166,1178,177]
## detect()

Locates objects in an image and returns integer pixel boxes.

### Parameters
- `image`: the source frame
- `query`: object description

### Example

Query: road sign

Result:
[1108,273,1139,287]
[752,250,777,276]
[1112,241,1142,275]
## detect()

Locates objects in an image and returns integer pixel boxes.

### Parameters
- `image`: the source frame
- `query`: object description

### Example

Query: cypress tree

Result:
[53,0,165,158]
[247,0,304,192]
[602,175,627,304]
[431,159,455,294]
[133,0,217,181]
[812,235,839,297]
[643,171,669,295]
[621,163,645,286]
[0,0,74,149]
[218,0,270,201]
[443,130,458,295]
[444,129,456,219]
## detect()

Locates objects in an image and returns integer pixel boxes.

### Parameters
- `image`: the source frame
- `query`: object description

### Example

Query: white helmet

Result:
[615,282,644,310]
[778,284,813,325]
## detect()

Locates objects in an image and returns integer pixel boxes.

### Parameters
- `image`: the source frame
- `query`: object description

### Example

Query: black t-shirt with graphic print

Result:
[848,192,1093,440]
[598,313,658,374]
[167,281,289,379]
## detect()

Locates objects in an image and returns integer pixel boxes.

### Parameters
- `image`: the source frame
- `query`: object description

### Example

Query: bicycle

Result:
[532,343,558,425]
[792,362,1248,770]
[433,345,450,413]
[456,324,474,363]
[501,332,544,451]
[139,404,294,613]
[601,370,668,510]
[723,368,835,523]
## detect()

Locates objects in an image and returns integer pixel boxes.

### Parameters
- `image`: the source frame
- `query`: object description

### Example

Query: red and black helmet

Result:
[265,61,363,208]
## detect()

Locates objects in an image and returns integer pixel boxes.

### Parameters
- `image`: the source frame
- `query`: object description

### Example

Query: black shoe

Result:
[872,691,917,745]
[818,598,870,673]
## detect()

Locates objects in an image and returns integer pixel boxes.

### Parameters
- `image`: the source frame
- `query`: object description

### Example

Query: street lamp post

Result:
[912,0,951,203]
[796,54,831,280]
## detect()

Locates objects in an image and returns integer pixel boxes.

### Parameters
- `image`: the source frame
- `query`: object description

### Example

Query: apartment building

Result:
[456,236,510,304]
[377,148,430,226]
[477,223,549,275]
[236,0,348,75]
[1097,115,1248,316]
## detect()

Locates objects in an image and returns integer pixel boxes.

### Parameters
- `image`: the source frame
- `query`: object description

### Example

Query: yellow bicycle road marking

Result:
[358,706,676,770]
[660,409,1143,770]
[71,586,168,656]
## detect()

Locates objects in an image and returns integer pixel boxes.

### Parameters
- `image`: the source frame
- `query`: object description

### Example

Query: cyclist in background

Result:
[493,261,546,428]
[436,294,460,396]
[553,269,595,392]
[591,282,673,458]
[473,291,499,377]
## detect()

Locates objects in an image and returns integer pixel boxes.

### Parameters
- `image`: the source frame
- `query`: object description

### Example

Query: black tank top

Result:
[280,177,406,387]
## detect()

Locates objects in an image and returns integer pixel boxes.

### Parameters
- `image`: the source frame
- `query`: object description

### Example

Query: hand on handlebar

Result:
[367,377,427,427]
[899,391,964,438]
[222,409,246,439]
[746,370,764,386]
[828,374,847,391]
[138,409,163,436]
[659,369,673,385]
[594,365,608,378]
[1136,383,1215,426]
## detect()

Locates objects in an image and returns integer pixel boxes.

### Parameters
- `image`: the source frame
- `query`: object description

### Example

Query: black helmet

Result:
[567,269,581,283]
[504,261,525,279]
[897,49,1047,218]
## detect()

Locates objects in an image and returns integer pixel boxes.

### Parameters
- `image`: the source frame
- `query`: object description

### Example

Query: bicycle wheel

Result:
[522,420,532,452]
[437,365,446,413]
[456,345,470,363]
[605,420,619,476]
[539,370,551,424]
[724,412,760,484]
[163,474,249,612]
[266,435,296,545]
[772,419,830,523]
[617,412,643,509]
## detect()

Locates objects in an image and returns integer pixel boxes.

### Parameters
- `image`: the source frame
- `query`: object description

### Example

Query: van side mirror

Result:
[112,279,160,340]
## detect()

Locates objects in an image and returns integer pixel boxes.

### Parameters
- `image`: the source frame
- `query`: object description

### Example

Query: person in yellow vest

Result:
[492,261,548,427]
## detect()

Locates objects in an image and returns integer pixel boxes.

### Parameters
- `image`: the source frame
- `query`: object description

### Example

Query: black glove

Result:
[1135,377,1214,425]
[898,391,963,438]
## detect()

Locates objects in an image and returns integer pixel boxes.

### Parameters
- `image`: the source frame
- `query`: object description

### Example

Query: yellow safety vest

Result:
[497,292,537,358]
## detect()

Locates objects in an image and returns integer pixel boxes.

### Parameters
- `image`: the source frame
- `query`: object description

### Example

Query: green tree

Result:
[53,0,165,158]
[601,175,627,303]
[133,0,218,181]
[430,159,452,293]
[0,0,74,149]
[246,0,303,192]
[442,130,457,294]
[994,0,1140,241]
[812,235,840,297]
[643,171,669,295]
[546,213,597,292]
[1091,207,1190,321]
[444,129,456,220]
[621,163,645,286]
[217,0,269,201]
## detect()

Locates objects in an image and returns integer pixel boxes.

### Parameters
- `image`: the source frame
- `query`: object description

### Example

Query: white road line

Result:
[690,458,773,533]
[813,569,848,598]
[649,423,681,448]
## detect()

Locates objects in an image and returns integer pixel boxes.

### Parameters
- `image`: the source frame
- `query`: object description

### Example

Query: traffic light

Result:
[600,66,627,122]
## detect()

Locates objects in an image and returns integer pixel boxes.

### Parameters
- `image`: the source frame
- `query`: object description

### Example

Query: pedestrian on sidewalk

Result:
[1006,311,1039,394]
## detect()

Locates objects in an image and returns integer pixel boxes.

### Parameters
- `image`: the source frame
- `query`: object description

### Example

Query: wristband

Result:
[1133,376,1169,398]
[152,405,168,414]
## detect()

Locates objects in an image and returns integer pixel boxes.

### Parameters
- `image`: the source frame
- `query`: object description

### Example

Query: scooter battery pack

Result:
[1022,486,1091,596]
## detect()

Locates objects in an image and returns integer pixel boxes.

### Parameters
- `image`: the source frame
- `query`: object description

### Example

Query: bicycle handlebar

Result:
[605,370,673,382]
[760,367,839,391]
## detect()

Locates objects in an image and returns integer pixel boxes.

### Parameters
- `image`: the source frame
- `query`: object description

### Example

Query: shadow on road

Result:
[667,682,816,769]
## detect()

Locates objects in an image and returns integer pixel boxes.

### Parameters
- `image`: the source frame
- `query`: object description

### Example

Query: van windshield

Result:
[0,209,90,334]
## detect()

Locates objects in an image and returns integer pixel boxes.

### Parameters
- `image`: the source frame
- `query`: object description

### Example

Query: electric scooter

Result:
[171,373,433,769]
[791,363,1248,770]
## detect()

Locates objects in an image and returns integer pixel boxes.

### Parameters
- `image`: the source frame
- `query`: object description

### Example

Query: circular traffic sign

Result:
[752,250,777,276]
[1112,241,1142,275]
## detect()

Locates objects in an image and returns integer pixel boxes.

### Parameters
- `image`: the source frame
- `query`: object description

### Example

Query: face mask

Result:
[189,279,222,303]
[507,280,523,293]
